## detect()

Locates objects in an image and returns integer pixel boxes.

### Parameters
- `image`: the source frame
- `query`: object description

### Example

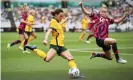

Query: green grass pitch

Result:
[1,32,133,80]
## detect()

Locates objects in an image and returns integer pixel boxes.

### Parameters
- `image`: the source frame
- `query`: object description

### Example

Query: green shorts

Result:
[49,44,67,56]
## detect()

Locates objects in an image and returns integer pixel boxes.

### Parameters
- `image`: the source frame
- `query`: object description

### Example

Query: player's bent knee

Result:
[112,39,117,43]
[45,60,51,62]
[45,58,51,62]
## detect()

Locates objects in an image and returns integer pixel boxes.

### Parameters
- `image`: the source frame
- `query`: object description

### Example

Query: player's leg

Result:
[86,31,94,43]
[44,48,56,62]
[23,32,30,46]
[24,44,57,62]
[90,48,113,60]
[24,45,47,60]
[79,29,86,41]
[28,32,37,43]
[104,38,127,63]
[60,50,85,78]
[90,38,112,60]
[7,32,24,48]
[60,50,77,68]
[104,38,119,59]
[19,32,29,49]
[20,32,37,48]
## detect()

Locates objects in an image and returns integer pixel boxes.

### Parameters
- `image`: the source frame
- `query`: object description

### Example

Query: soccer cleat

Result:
[23,50,31,54]
[86,41,91,43]
[71,75,85,79]
[19,46,24,51]
[24,45,37,51]
[7,43,11,49]
[89,52,96,59]
[77,75,85,79]
[117,58,127,64]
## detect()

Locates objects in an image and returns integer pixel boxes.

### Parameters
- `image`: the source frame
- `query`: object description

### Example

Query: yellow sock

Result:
[20,40,25,48]
[79,33,83,40]
[28,36,35,43]
[82,33,85,39]
[68,60,77,68]
[33,49,47,59]
[79,32,85,40]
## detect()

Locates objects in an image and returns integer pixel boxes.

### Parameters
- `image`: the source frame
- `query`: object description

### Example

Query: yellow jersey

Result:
[49,19,64,46]
[25,15,34,32]
[81,18,88,30]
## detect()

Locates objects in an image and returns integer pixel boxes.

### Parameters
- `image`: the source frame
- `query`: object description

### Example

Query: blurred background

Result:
[1,0,133,32]
[1,1,133,80]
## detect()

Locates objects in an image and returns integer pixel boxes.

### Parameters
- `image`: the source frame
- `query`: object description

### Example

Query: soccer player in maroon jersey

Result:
[79,2,128,64]
[7,5,31,50]
[85,8,96,43]
[86,17,96,43]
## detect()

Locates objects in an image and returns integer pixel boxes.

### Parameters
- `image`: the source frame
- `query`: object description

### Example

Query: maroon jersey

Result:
[18,12,28,30]
[88,13,99,30]
[90,13,114,39]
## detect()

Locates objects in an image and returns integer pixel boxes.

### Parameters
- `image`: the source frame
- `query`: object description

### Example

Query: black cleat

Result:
[24,45,37,51]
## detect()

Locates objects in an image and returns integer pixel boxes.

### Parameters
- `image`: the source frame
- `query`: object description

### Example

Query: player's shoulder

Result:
[89,12,99,19]
[50,18,58,24]
[28,15,33,18]
[51,18,57,22]
[28,15,34,20]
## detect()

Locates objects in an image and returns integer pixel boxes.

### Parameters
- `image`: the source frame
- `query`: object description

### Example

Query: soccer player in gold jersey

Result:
[20,10,37,51]
[79,15,88,41]
[23,9,84,78]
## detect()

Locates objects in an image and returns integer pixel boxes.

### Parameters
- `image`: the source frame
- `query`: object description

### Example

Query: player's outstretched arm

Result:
[79,2,92,16]
[21,19,32,26]
[43,28,52,45]
[60,17,68,24]
[114,12,128,23]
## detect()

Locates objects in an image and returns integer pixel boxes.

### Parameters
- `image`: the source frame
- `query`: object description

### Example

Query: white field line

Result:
[69,47,133,51]
[69,47,133,56]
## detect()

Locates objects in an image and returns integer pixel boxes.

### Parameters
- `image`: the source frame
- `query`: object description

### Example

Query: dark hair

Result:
[51,9,63,16]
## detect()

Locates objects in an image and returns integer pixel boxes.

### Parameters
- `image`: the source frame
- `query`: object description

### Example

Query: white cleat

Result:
[23,50,31,54]
[117,58,127,64]
[19,46,24,51]
[7,43,11,49]
[86,41,91,43]
[89,52,96,59]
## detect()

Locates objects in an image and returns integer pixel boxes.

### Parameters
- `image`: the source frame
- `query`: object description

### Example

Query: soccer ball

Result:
[68,68,80,78]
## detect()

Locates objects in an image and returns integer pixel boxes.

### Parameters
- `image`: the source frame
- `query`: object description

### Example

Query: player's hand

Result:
[124,11,128,16]
[43,40,48,45]
[79,2,83,6]
[64,17,69,21]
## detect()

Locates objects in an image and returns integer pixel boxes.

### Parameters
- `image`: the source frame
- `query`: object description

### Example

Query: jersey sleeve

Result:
[89,13,98,20]
[49,21,57,30]
[109,18,114,24]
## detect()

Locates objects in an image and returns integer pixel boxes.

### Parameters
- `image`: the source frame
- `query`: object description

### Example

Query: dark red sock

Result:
[24,39,28,46]
[112,43,120,60]
[10,40,21,46]
[87,34,93,41]
[95,52,112,60]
